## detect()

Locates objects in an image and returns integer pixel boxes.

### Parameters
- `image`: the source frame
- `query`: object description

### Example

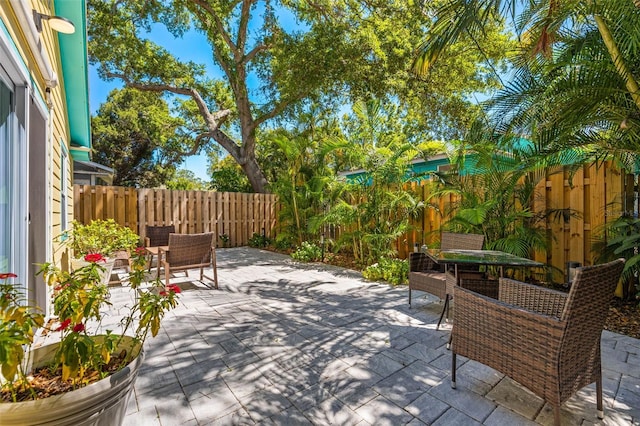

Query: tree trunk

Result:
[211,128,269,193]
[241,156,269,193]
[594,14,640,112]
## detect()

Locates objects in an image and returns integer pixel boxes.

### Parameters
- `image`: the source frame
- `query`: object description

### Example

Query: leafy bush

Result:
[66,219,140,257]
[248,232,271,248]
[362,257,408,285]
[274,234,295,251]
[291,241,322,262]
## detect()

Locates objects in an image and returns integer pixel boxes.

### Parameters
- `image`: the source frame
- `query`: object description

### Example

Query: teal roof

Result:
[340,154,482,184]
[54,0,91,162]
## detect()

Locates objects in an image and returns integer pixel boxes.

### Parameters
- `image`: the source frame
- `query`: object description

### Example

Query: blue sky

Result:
[89,7,303,184]
[89,24,217,182]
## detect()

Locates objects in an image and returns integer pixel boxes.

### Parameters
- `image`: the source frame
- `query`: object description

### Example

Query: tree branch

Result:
[106,72,243,157]
[243,43,269,65]
[253,92,306,129]
[237,0,254,53]
[191,0,238,53]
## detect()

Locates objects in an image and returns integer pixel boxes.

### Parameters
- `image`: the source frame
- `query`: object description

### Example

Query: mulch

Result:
[605,298,640,339]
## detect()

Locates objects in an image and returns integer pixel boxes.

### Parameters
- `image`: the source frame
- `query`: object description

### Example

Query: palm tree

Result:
[414,1,640,152]
[428,141,549,261]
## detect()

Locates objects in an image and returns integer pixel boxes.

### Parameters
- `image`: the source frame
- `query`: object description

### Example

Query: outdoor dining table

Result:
[145,245,169,277]
[424,248,544,346]
[424,248,544,284]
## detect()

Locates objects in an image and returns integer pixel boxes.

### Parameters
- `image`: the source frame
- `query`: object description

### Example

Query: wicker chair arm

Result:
[451,287,565,373]
[409,252,439,272]
[499,278,567,318]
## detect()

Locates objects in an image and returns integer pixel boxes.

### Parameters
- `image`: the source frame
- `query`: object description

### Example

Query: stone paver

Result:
[105,247,640,425]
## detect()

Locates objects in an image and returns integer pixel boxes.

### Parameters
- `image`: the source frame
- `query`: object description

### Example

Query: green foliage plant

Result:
[593,216,640,303]
[1,248,179,402]
[429,142,551,264]
[66,219,140,258]
[362,257,408,285]
[91,88,189,187]
[323,99,423,266]
[291,241,323,262]
[0,273,44,401]
[248,233,271,248]
[416,0,640,170]
[87,0,511,193]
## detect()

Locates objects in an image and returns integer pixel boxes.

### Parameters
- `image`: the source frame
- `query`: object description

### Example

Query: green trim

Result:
[0,19,30,80]
[54,0,91,159]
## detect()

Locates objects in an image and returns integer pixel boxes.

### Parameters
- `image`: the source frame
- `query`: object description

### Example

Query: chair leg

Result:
[408,288,412,307]
[553,405,561,426]
[451,352,457,389]
[596,372,604,419]
[164,262,170,288]
[212,251,218,289]
[436,295,450,330]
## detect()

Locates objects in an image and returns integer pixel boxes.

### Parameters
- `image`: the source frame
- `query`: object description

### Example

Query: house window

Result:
[0,76,12,272]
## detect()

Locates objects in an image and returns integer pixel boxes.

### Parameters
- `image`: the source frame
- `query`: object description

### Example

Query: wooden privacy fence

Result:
[400,161,636,283]
[76,160,635,283]
[73,186,279,247]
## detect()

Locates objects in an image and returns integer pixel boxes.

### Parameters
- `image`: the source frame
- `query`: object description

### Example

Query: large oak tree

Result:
[88,0,511,192]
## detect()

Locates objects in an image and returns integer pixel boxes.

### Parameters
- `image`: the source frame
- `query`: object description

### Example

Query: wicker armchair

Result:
[451,258,625,426]
[408,232,485,328]
[158,232,218,289]
[145,225,175,271]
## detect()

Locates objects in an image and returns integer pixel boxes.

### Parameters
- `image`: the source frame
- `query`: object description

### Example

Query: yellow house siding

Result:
[0,1,77,309]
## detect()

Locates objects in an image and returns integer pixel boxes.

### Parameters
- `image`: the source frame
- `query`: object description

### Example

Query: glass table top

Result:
[425,249,543,267]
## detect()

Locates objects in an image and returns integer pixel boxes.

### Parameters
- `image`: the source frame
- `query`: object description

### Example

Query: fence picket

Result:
[74,160,634,282]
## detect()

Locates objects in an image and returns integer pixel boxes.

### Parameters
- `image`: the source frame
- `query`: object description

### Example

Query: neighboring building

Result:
[0,0,92,313]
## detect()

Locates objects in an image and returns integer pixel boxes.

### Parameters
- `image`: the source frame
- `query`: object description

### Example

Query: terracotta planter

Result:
[0,336,143,426]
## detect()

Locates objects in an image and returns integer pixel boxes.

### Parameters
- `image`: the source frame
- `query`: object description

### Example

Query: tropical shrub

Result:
[248,232,271,248]
[593,216,640,303]
[362,257,408,285]
[291,241,323,262]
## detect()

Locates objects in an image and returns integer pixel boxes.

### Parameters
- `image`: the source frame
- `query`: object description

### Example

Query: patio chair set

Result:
[144,225,218,289]
[408,232,626,426]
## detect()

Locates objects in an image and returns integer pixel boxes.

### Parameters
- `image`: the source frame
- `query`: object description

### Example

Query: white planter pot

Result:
[71,257,116,285]
[0,336,143,426]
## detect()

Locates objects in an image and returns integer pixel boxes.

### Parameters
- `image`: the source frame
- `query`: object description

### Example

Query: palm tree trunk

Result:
[594,14,640,112]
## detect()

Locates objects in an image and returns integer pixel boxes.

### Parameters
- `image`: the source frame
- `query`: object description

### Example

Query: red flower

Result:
[56,318,72,331]
[72,323,85,333]
[159,290,167,296]
[167,284,181,294]
[135,246,147,255]
[84,253,106,263]
[0,272,18,279]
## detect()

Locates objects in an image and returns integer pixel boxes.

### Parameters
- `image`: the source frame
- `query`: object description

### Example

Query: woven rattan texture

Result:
[166,233,214,267]
[451,258,625,425]
[408,233,484,307]
[145,225,175,247]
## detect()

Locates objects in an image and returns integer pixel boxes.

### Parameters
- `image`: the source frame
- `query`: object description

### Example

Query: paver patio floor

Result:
[111,247,640,425]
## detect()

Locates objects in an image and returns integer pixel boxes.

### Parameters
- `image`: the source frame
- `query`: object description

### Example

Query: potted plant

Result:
[0,247,180,425]
[64,219,140,284]
[65,219,140,258]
